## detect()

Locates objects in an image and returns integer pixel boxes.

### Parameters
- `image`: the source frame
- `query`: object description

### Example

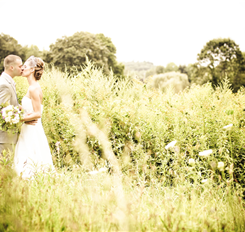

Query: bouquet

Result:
[0,103,24,134]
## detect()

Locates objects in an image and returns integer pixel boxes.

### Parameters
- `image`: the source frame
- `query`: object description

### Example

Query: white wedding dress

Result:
[14,96,54,179]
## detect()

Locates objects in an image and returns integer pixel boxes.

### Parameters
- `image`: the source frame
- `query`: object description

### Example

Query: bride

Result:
[14,56,54,179]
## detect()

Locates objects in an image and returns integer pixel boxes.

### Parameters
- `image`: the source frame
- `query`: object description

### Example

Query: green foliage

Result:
[178,64,188,75]
[45,31,124,78]
[1,63,245,231]
[0,33,26,72]
[145,66,157,78]
[96,33,125,78]
[0,151,245,231]
[14,63,245,189]
[145,62,180,79]
[165,62,179,73]
[156,65,165,74]
[23,44,43,59]
[151,71,189,93]
[197,38,245,91]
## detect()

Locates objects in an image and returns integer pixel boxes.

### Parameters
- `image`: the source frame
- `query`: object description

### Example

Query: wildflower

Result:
[201,179,208,183]
[199,149,212,158]
[99,167,107,173]
[55,141,60,152]
[165,140,177,149]
[134,131,141,140]
[55,141,60,147]
[88,170,99,175]
[188,158,195,166]
[217,162,224,171]
[228,163,233,175]
[223,124,233,129]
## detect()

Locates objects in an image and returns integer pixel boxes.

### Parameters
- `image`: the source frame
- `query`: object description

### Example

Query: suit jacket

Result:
[0,72,19,144]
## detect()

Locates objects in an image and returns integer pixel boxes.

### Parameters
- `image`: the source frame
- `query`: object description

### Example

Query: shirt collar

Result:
[2,72,16,86]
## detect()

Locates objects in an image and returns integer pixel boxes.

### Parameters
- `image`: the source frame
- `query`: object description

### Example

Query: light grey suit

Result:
[0,72,19,154]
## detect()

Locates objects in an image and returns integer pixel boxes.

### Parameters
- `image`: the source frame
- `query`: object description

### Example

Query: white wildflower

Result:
[201,179,208,183]
[55,141,60,147]
[165,140,177,149]
[217,162,224,171]
[223,124,233,129]
[188,158,195,166]
[199,149,212,158]
[88,170,99,175]
[99,167,107,173]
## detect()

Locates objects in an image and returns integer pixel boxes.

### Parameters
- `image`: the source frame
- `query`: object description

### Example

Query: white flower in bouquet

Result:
[5,116,11,123]
[1,109,6,118]
[5,105,13,111]
[12,117,19,124]
[0,103,24,133]
[8,111,13,116]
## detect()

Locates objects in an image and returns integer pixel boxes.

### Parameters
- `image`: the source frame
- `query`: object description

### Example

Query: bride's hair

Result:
[33,57,45,80]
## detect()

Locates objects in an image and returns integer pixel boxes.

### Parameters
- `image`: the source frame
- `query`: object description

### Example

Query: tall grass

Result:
[1,153,244,231]
[0,63,244,231]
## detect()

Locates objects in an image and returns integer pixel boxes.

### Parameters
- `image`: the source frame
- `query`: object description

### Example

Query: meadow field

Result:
[1,63,245,231]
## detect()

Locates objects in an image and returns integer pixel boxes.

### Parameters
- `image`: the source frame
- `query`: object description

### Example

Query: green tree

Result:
[178,65,188,75]
[156,65,165,74]
[23,45,43,59]
[197,38,245,90]
[96,33,124,78]
[165,62,179,73]
[242,52,245,62]
[46,31,124,77]
[0,33,25,72]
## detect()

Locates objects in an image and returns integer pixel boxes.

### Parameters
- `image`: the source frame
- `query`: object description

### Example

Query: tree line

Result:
[1,33,245,92]
[0,32,125,78]
[125,38,245,92]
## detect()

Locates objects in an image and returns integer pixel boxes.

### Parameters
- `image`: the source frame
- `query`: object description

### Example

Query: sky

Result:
[0,0,245,66]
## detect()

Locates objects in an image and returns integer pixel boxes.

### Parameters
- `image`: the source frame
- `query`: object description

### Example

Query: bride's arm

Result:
[22,87,42,122]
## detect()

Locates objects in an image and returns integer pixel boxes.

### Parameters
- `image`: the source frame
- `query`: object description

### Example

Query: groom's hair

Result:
[4,55,21,70]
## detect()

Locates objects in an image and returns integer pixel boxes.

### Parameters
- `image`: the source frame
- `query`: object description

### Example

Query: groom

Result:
[0,55,23,155]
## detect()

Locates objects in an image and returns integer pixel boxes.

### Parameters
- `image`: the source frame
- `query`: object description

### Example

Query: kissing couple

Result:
[0,55,54,179]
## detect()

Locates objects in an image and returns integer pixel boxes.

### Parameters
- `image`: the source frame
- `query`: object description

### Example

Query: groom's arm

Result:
[0,84,11,104]
[24,114,37,125]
